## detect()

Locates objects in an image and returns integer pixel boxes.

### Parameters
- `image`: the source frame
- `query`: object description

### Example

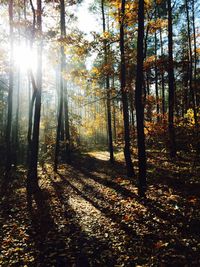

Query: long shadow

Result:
[68,154,200,239]
[0,170,17,257]
[147,162,200,198]
[56,171,186,239]
[146,150,200,197]
[56,172,139,238]
[48,172,118,267]
[72,152,127,178]
[65,155,187,233]
[28,179,118,266]
[70,155,138,200]
[53,170,196,266]
[27,187,60,263]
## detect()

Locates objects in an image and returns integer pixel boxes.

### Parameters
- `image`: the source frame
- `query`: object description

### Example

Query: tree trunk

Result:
[101,0,114,163]
[6,0,14,172]
[159,28,165,115]
[27,0,42,198]
[143,24,149,100]
[112,75,117,142]
[64,84,71,163]
[54,0,71,171]
[155,30,159,121]
[167,0,176,158]
[120,0,134,177]
[185,0,197,126]
[135,0,147,197]
[192,0,198,108]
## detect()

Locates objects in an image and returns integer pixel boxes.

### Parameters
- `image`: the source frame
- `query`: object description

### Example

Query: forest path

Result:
[0,151,200,266]
[40,153,141,266]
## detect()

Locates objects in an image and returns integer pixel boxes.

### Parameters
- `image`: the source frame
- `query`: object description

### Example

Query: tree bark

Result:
[155,30,159,121]
[159,28,165,115]
[185,0,197,126]
[101,0,114,163]
[6,0,14,172]
[27,0,42,198]
[54,0,70,171]
[135,0,147,197]
[167,0,176,158]
[120,0,134,177]
[192,0,198,108]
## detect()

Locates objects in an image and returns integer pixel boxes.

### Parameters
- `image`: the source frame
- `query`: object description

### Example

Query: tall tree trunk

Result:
[112,75,117,142]
[120,0,134,177]
[159,28,165,115]
[6,0,14,172]
[27,0,42,198]
[167,0,176,158]
[54,79,63,172]
[27,0,36,166]
[101,0,114,163]
[14,71,20,164]
[143,25,149,100]
[14,2,21,164]
[54,0,70,171]
[64,83,71,162]
[154,3,159,121]
[185,0,198,126]
[155,30,159,121]
[192,0,198,108]
[135,0,147,197]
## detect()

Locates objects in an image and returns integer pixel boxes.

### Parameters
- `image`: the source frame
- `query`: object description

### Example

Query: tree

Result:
[185,0,198,127]
[167,0,176,158]
[135,0,147,197]
[101,0,114,163]
[6,0,14,172]
[54,0,71,172]
[119,0,134,177]
[27,0,43,202]
[154,3,159,121]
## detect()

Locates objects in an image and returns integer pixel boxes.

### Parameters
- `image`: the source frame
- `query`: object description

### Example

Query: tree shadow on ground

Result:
[1,151,200,266]
[46,171,118,266]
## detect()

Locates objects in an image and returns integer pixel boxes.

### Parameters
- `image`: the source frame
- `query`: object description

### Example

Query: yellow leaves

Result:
[144,55,156,69]
[109,0,138,25]
[91,66,101,79]
[148,18,168,33]
[154,240,169,249]
[102,31,111,39]
[110,0,121,10]
[144,0,153,10]
[196,47,200,55]
[183,108,196,126]
[91,66,99,75]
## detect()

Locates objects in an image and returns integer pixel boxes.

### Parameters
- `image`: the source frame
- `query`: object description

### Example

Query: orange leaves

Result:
[124,214,132,222]
[154,240,169,249]
[109,0,138,25]
[115,177,123,183]
[187,196,198,205]
[102,31,111,40]
[144,55,156,69]
[196,47,200,55]
[147,18,168,34]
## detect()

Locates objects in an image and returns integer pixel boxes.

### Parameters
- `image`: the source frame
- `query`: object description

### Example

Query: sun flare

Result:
[13,44,37,72]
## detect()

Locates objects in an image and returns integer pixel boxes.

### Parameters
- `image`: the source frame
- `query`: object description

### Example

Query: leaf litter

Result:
[0,151,200,266]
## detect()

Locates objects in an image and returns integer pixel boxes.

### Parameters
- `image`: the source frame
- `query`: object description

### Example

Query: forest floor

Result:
[0,150,200,267]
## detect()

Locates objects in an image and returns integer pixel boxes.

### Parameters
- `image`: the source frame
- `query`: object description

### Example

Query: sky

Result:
[76,0,101,37]
[75,0,101,69]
